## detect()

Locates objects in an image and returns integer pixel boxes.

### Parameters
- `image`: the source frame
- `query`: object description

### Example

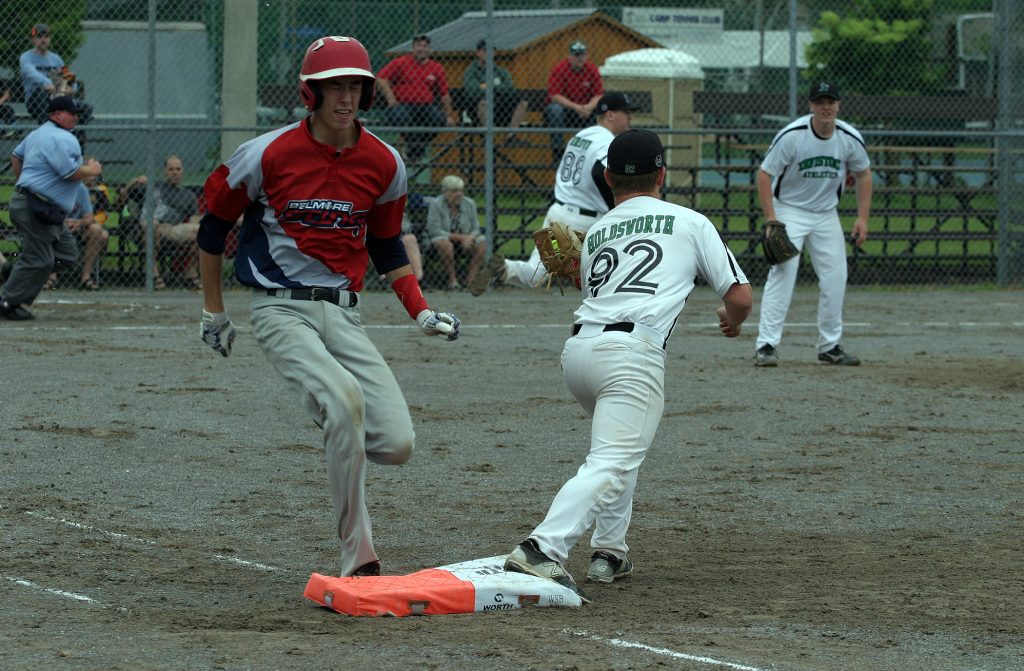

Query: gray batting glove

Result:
[200,309,237,357]
[416,309,461,341]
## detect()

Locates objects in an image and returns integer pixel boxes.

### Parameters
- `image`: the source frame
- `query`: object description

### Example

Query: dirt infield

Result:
[2,286,1022,671]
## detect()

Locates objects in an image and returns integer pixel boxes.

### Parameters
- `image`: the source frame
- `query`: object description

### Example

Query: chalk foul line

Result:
[565,629,773,671]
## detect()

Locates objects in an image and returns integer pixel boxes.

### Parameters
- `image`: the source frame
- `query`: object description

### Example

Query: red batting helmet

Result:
[299,36,375,112]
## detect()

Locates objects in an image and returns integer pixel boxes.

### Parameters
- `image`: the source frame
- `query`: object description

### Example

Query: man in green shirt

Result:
[462,39,528,129]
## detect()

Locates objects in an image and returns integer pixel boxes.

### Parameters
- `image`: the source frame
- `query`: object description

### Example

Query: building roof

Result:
[388,8,599,53]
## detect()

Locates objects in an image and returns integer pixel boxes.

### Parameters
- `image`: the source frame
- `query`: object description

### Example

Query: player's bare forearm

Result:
[383,264,414,285]
[199,250,226,313]
[756,170,775,220]
[852,169,872,244]
[718,283,753,338]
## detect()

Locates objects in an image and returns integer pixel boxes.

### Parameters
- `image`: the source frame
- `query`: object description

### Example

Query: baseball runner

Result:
[754,80,872,367]
[503,130,752,598]
[196,36,461,578]
[469,91,639,296]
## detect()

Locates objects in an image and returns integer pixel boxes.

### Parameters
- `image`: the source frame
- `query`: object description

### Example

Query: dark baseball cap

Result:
[476,39,486,50]
[596,92,640,115]
[808,80,840,101]
[569,41,587,54]
[412,33,431,44]
[32,23,50,36]
[47,96,81,114]
[608,129,664,176]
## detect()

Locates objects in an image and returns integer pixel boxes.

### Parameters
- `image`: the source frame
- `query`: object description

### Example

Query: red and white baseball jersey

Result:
[202,119,407,292]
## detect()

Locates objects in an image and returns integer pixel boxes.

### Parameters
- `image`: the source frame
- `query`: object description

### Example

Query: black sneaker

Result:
[504,538,589,602]
[0,300,33,321]
[469,254,506,296]
[586,550,634,583]
[755,344,778,367]
[350,560,381,577]
[818,345,860,366]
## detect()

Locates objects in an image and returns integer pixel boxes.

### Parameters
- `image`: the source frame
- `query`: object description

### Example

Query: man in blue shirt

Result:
[1,96,102,320]
[20,23,92,124]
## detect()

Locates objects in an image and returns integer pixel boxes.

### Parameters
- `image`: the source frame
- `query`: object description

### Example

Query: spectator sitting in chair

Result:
[462,39,529,132]
[151,154,201,289]
[544,40,603,166]
[376,33,457,165]
[68,167,111,290]
[20,23,93,125]
[426,175,486,291]
[77,166,113,289]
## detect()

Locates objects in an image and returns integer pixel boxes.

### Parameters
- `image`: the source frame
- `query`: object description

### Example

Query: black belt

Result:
[572,322,635,336]
[266,288,358,307]
[15,186,54,203]
[555,200,599,217]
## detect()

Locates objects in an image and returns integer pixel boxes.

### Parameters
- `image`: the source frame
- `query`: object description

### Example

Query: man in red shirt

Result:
[544,40,604,166]
[376,34,457,165]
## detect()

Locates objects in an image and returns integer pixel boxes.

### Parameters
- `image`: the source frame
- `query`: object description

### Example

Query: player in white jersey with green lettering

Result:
[755,80,873,367]
[504,130,752,599]
[470,92,638,295]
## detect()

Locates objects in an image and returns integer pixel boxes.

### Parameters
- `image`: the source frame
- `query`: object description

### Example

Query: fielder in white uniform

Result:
[504,130,752,598]
[755,80,872,367]
[469,91,639,295]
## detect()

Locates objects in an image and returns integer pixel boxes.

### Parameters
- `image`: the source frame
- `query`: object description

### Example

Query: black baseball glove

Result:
[761,220,799,265]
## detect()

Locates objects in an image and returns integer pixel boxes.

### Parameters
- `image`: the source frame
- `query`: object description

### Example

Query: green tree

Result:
[804,0,946,96]
[0,0,86,91]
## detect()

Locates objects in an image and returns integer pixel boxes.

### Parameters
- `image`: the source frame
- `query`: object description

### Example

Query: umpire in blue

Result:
[1,96,102,320]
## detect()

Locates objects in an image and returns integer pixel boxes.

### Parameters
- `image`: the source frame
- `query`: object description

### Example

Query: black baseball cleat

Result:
[0,300,33,321]
[755,344,778,367]
[504,538,589,603]
[586,550,634,583]
[469,253,506,296]
[817,345,860,366]
[350,560,382,577]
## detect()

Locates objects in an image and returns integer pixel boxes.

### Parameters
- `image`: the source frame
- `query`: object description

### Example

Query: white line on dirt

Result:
[2,320,1024,334]
[24,511,287,574]
[210,554,283,572]
[4,576,101,605]
[24,511,156,545]
[566,629,772,671]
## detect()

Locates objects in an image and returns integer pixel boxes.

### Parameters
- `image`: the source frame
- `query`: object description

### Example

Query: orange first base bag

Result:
[304,555,583,616]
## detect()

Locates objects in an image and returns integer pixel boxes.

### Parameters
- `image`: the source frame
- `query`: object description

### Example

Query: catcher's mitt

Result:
[533,221,585,283]
[761,220,799,265]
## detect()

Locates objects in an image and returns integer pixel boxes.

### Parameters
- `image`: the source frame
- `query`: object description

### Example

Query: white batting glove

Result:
[416,309,461,341]
[200,310,237,357]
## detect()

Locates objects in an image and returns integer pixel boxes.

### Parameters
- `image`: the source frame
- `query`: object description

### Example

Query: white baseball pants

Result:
[530,328,666,564]
[756,201,848,353]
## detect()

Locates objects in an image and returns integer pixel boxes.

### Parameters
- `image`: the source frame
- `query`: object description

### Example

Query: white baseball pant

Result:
[530,327,667,564]
[756,201,848,353]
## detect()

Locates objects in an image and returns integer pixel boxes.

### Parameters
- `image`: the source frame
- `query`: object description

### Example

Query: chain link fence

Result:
[2,0,1021,291]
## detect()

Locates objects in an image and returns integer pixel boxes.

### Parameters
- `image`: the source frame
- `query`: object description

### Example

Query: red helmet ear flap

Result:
[359,79,375,112]
[299,80,321,112]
